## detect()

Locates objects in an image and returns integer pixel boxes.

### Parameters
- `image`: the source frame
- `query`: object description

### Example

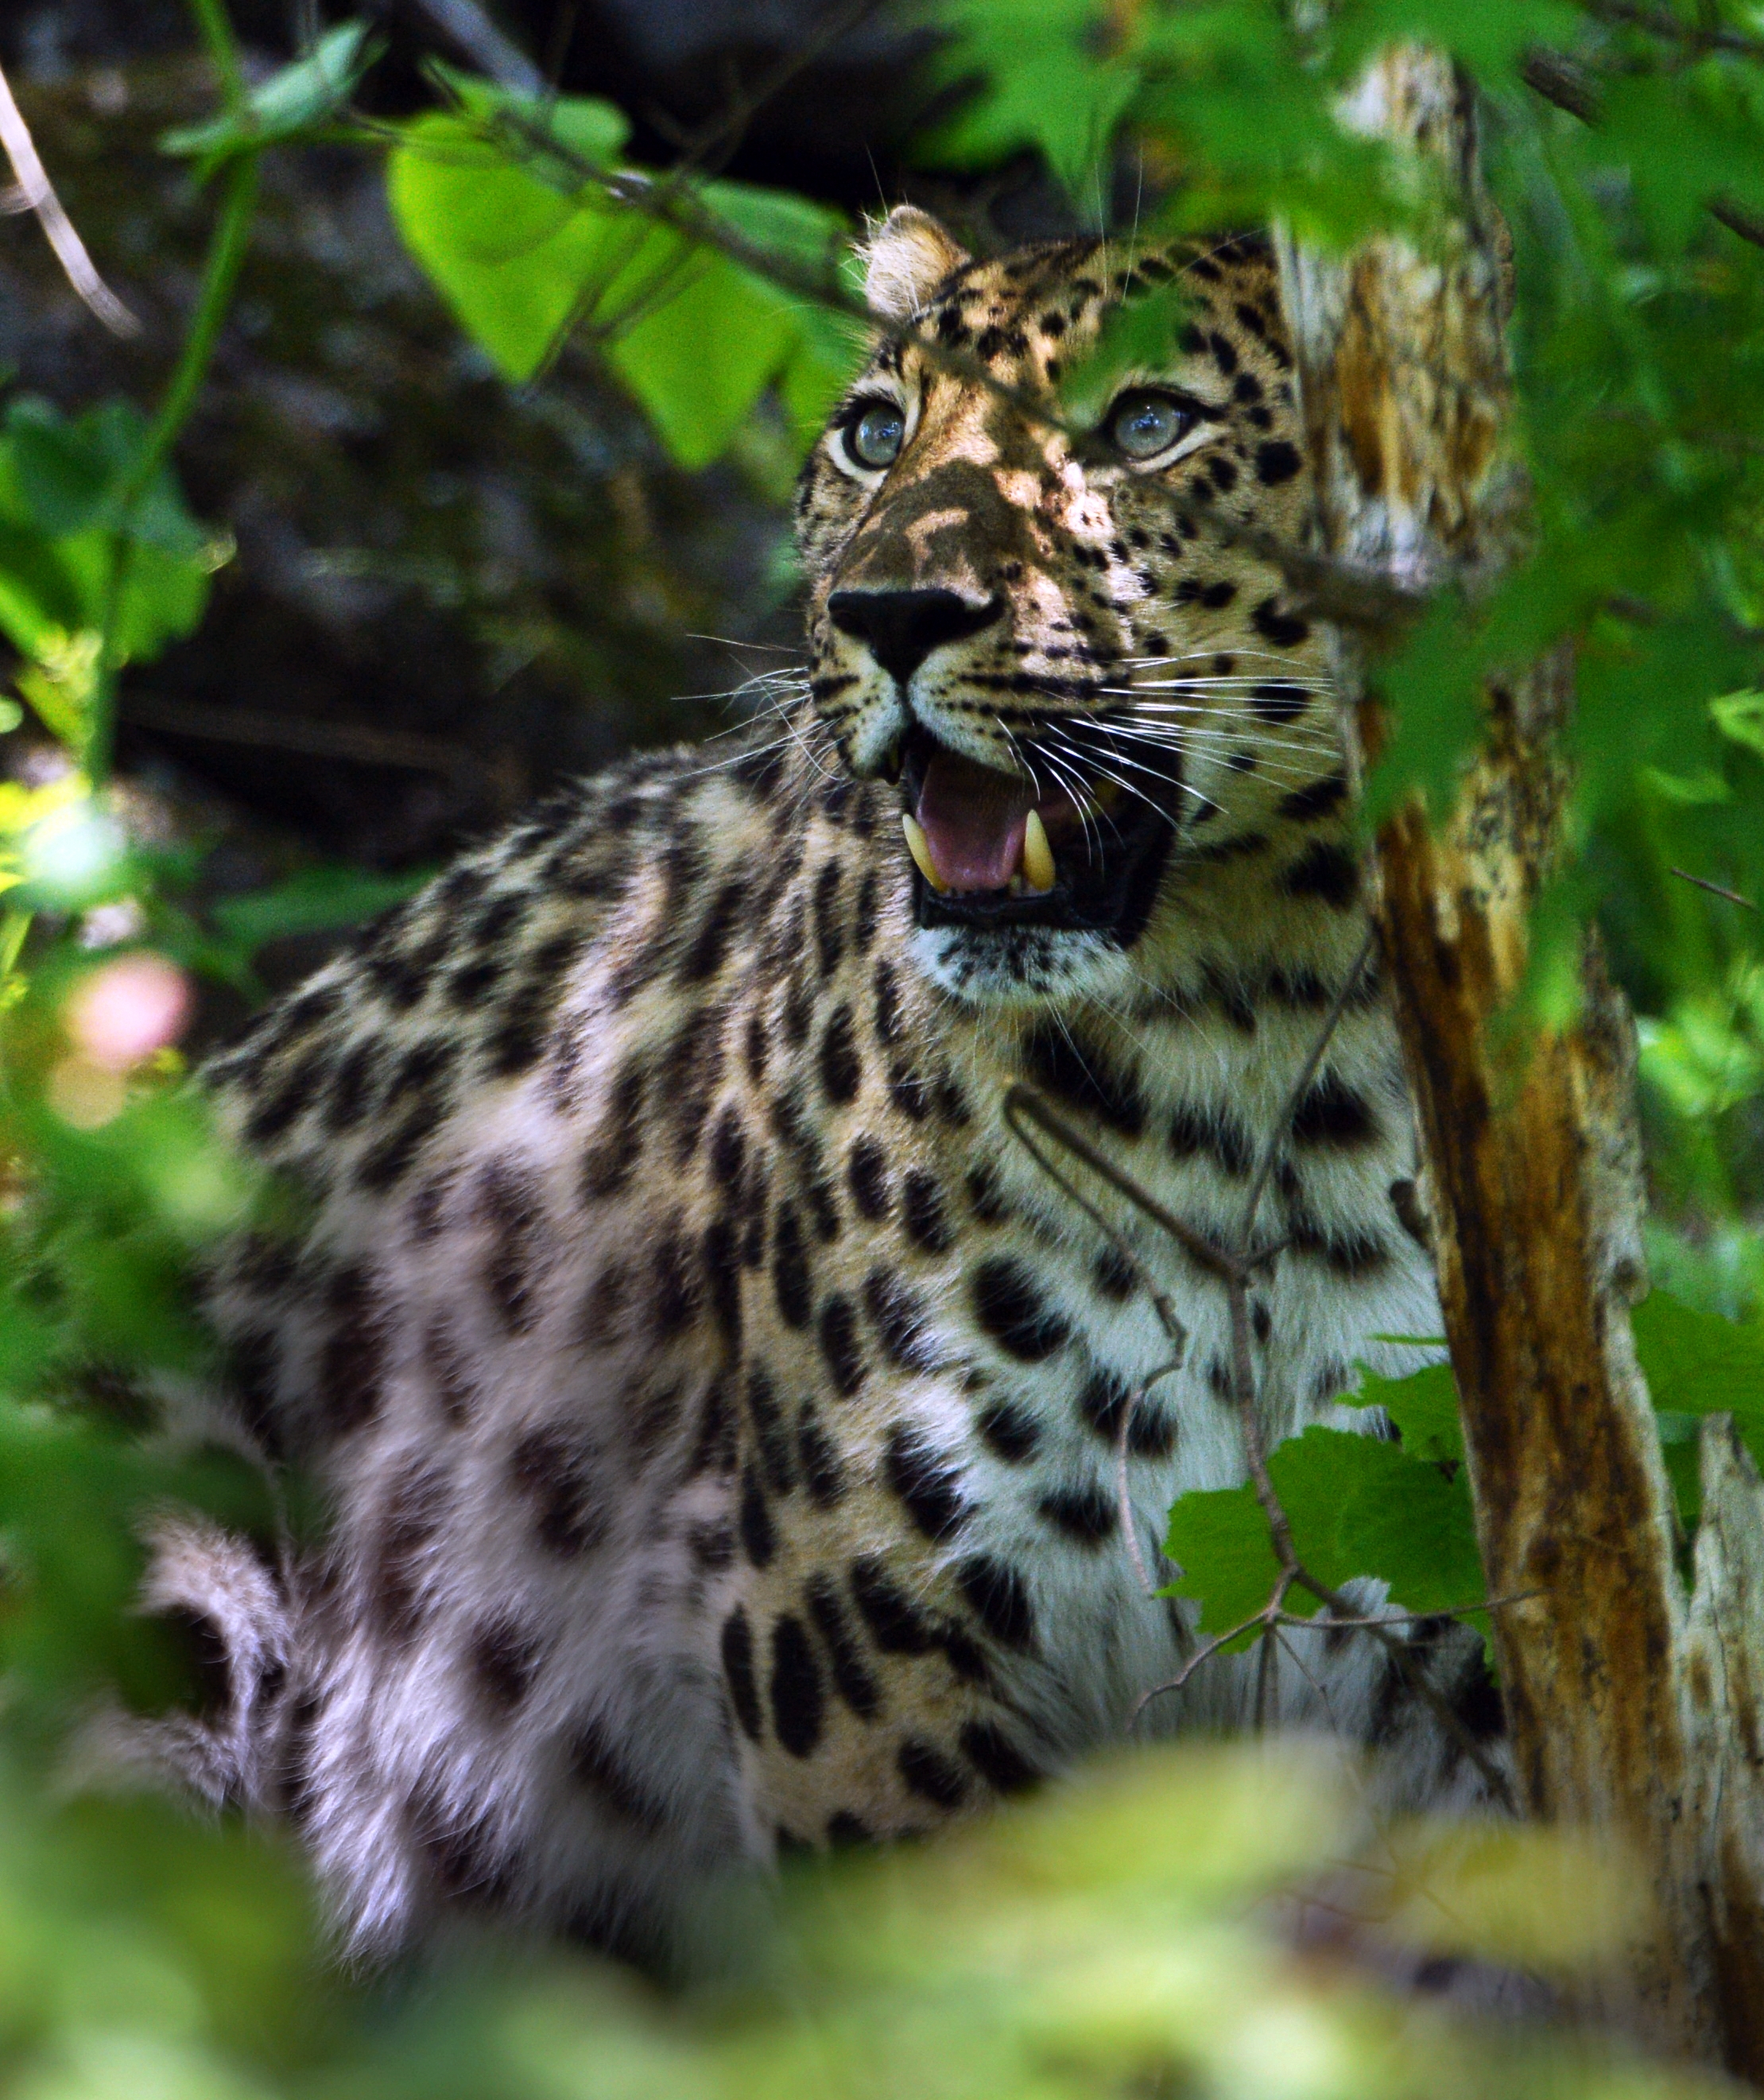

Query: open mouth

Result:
[898,725,1179,943]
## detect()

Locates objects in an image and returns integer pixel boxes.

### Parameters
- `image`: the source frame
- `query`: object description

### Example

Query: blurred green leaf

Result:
[1712,690,1764,762]
[1059,280,1189,423]
[0,399,219,676]
[209,864,431,958]
[1633,1289,1764,1520]
[918,0,1141,197]
[1360,1359,1464,1467]
[160,19,378,159]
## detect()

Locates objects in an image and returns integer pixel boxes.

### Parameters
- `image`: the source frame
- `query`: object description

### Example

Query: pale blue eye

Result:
[849,401,905,469]
[1108,390,1195,460]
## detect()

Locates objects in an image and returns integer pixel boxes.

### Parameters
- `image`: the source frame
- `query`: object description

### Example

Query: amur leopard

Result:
[138,209,1508,1969]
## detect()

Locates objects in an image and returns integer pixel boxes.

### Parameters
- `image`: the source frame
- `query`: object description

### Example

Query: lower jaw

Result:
[913,809,1178,949]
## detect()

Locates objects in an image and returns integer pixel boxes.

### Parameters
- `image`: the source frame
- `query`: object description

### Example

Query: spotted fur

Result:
[138,214,1507,1968]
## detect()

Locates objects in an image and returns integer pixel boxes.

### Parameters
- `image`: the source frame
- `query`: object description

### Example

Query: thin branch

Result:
[1004,1083,1251,1283]
[1709,196,1764,250]
[1239,924,1378,1252]
[638,0,886,184]
[88,0,259,785]
[119,693,473,774]
[1522,43,1764,260]
[1521,47,1603,122]
[1001,1087,1185,1600]
[1299,1590,1541,1634]
[1003,1087,1204,1310]
[1131,1596,1288,1720]
[1582,0,1764,62]
[87,151,257,785]
[1114,1375,1161,1600]
[1132,1593,1536,1722]
[0,57,139,337]
[1671,866,1759,912]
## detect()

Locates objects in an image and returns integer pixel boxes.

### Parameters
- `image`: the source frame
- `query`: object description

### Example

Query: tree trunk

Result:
[1277,45,1764,2079]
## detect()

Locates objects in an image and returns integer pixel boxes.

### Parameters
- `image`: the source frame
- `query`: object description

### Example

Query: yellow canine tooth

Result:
[1022,808,1056,893]
[901,812,948,893]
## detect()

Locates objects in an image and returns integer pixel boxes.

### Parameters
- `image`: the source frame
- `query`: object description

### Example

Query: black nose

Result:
[827,588,1002,688]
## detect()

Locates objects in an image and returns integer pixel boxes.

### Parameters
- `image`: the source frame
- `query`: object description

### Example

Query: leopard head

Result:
[795,207,1342,1006]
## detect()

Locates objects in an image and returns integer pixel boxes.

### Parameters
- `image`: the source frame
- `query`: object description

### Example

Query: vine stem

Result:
[86,0,258,787]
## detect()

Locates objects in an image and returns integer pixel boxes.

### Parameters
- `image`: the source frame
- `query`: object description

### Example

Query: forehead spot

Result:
[994,468,1045,508]
[905,507,972,556]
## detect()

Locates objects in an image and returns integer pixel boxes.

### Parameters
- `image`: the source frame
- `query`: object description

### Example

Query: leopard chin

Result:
[909,917,1142,1007]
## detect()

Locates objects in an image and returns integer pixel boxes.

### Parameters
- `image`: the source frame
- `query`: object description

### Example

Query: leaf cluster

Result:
[1165,1292,1764,1660]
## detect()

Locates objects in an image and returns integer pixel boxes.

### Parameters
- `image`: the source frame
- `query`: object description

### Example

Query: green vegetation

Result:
[2,0,1763,2089]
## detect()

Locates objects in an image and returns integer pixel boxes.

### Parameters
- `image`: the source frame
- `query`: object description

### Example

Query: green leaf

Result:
[1363,592,1485,819]
[1642,765,1731,806]
[605,256,800,470]
[386,111,611,381]
[428,66,632,172]
[1163,1423,1486,1654]
[0,397,217,679]
[919,0,1139,197]
[209,864,431,957]
[1712,691,1764,763]
[1634,1291,1764,1424]
[1059,281,1190,424]
[1633,1293,1764,1517]
[1337,0,1582,81]
[386,108,860,463]
[1358,1359,1464,1466]
[6,401,114,537]
[5,397,207,556]
[160,19,378,159]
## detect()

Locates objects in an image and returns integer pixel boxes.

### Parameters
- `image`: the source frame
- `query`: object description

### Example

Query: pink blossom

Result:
[64,952,191,1071]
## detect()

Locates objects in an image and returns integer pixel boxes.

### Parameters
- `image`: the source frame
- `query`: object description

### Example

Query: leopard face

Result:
[796,211,1336,1007]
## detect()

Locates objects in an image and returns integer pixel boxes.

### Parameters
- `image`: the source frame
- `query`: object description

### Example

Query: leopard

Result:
[130,207,1510,1973]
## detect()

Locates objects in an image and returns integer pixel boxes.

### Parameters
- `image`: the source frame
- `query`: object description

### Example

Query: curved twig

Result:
[0,58,138,336]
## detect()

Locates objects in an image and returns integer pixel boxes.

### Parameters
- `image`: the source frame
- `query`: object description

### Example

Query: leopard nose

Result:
[826,588,1002,688]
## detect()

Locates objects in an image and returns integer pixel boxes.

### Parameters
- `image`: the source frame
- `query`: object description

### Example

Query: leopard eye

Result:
[1106,389,1199,462]
[845,399,906,471]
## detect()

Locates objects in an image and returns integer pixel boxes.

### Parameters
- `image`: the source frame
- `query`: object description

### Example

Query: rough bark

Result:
[1277,43,1764,2078]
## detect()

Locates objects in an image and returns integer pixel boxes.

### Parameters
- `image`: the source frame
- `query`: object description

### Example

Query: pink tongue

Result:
[916,748,1035,893]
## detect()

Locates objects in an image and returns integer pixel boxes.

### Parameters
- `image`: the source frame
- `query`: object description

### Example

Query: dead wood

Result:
[1278,42,1764,2079]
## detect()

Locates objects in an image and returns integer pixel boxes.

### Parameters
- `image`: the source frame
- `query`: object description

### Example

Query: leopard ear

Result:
[861,207,970,320]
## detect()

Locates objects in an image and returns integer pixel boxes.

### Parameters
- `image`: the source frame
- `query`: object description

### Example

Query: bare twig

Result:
[640,0,886,184]
[1240,924,1378,1250]
[1583,0,1764,62]
[0,57,139,336]
[1521,42,1764,260]
[1708,196,1764,251]
[1520,47,1603,122]
[1004,1083,1251,1283]
[1134,1594,1537,1722]
[1001,1084,1185,1600]
[1130,1596,1287,1719]
[1671,866,1759,912]
[120,693,473,773]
